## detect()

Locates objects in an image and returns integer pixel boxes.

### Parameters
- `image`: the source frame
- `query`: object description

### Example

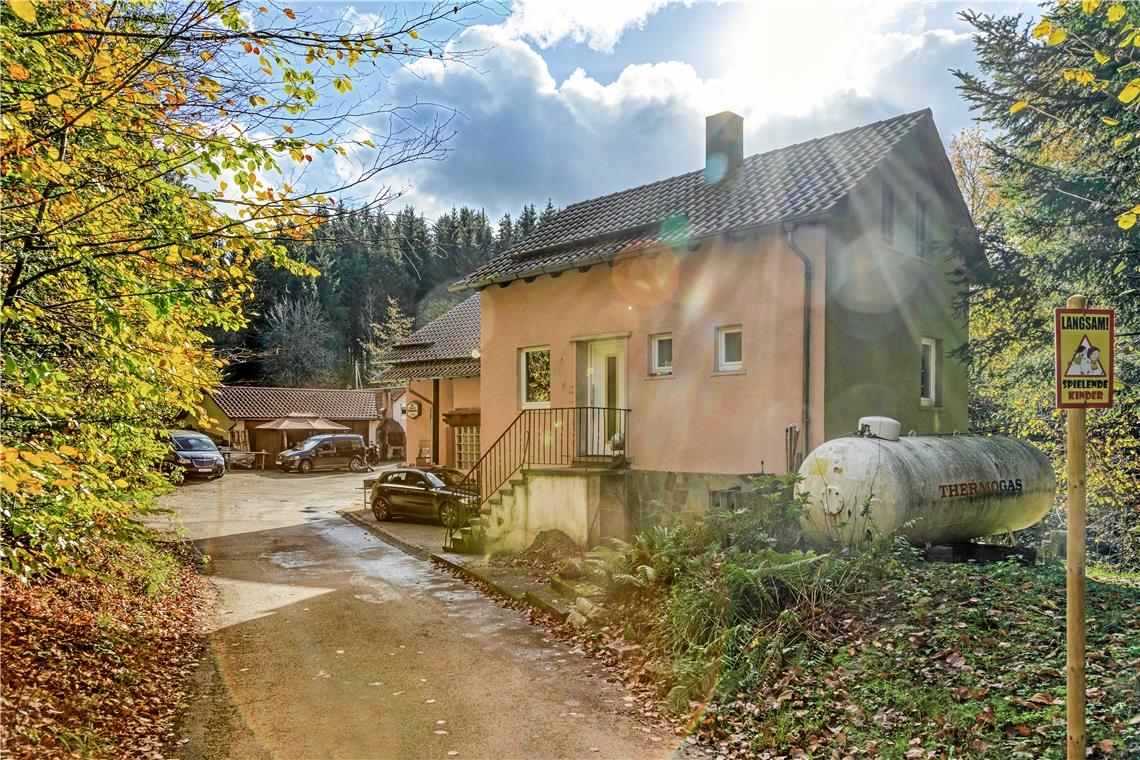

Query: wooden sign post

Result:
[1054,294,1115,760]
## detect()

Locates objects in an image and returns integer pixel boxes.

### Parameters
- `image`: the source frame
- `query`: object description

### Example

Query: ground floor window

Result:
[921,336,939,406]
[454,426,480,472]
[716,325,743,372]
[650,333,673,375]
[520,346,551,408]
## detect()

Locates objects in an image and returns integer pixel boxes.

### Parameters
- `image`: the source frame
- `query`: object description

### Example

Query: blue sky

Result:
[289,1,1038,221]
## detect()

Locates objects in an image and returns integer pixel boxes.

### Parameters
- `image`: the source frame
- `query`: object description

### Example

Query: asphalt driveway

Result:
[157,470,680,760]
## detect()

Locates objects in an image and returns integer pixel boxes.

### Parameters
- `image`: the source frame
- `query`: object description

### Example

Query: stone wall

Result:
[623,469,761,531]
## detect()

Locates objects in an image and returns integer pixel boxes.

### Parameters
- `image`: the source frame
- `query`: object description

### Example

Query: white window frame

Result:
[650,333,673,376]
[915,194,929,257]
[716,325,743,372]
[519,346,551,409]
[454,425,480,472]
[920,337,938,407]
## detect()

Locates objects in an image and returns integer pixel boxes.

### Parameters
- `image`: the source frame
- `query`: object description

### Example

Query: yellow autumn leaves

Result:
[7,0,36,25]
[1116,205,1140,230]
[1013,1,1139,230]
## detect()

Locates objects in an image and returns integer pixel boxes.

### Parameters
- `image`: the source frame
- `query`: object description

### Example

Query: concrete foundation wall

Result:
[484,468,628,553]
[484,466,765,553]
[524,472,590,546]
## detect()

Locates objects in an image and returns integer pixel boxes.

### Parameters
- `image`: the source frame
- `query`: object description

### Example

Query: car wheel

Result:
[349,455,366,473]
[438,499,462,529]
[372,495,392,522]
[298,459,314,474]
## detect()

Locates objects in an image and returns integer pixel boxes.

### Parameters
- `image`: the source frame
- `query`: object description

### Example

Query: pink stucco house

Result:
[441,109,973,552]
[374,293,482,472]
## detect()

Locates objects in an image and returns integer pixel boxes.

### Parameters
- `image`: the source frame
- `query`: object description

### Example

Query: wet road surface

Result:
[161,472,679,760]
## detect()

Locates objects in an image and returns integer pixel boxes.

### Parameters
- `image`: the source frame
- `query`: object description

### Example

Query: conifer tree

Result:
[952,1,1139,566]
[517,203,538,241]
[539,198,558,227]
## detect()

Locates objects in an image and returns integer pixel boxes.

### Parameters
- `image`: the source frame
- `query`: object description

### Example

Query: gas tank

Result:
[797,434,1055,546]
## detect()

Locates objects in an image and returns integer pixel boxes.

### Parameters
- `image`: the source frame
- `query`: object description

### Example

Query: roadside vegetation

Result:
[1,537,204,758]
[950,1,1139,569]
[559,481,1139,758]
[1,0,473,753]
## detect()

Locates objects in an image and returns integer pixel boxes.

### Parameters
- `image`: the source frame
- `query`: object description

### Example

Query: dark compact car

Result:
[370,467,477,526]
[276,434,367,473]
[168,430,226,478]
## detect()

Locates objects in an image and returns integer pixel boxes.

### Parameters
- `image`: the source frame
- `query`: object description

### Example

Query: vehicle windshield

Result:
[296,437,325,451]
[428,469,465,488]
[173,435,217,452]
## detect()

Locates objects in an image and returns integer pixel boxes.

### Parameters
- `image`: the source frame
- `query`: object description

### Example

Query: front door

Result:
[402,471,436,517]
[313,442,337,470]
[585,339,626,456]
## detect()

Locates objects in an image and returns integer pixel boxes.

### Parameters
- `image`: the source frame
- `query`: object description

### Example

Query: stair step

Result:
[449,525,485,555]
[569,457,627,469]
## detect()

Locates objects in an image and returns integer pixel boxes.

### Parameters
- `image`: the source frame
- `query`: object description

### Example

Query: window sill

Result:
[883,242,938,264]
[712,369,745,376]
[920,401,940,410]
[645,372,675,380]
[520,402,551,411]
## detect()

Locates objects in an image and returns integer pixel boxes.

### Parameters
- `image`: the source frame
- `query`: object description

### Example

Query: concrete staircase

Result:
[449,475,526,554]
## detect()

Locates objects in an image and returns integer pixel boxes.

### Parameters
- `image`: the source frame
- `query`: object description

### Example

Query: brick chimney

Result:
[705,111,744,182]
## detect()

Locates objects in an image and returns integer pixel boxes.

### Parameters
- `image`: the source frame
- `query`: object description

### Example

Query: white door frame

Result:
[585,338,626,455]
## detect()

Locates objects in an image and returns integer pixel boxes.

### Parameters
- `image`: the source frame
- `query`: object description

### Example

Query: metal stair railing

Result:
[445,407,630,551]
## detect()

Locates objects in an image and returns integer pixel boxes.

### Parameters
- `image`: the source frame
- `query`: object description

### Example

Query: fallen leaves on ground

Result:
[489,529,583,576]
[541,560,1138,759]
[669,563,1137,758]
[1,536,206,758]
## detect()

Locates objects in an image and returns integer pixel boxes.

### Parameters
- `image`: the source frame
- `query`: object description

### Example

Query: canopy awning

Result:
[256,414,351,431]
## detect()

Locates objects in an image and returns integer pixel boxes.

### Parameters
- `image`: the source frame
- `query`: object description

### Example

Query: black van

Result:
[276,434,367,473]
[167,430,226,478]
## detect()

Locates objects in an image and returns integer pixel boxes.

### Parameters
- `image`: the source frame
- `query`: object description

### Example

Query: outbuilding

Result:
[202,386,403,459]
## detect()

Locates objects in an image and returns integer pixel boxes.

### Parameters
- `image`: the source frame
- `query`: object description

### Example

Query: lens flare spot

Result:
[611,248,680,308]
[703,153,728,184]
[660,214,690,249]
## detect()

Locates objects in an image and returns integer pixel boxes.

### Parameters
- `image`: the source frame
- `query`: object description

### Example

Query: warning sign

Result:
[1055,308,1114,408]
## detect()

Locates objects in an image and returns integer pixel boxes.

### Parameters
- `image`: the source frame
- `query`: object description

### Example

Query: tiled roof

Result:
[210,386,383,421]
[374,359,481,383]
[454,110,931,290]
[378,293,480,365]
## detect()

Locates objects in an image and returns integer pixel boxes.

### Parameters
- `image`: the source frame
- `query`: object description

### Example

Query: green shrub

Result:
[587,476,920,711]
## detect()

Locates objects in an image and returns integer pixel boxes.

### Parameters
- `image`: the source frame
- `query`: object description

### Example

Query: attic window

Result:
[916,195,929,257]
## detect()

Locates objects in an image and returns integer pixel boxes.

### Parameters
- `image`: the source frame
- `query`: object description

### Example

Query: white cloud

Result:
[343,5,383,34]
[501,0,674,53]
[304,2,980,221]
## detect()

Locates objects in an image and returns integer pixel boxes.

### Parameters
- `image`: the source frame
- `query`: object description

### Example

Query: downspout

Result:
[784,221,813,464]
